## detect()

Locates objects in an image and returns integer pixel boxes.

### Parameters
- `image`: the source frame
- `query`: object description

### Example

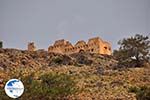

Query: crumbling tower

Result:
[28,42,36,51]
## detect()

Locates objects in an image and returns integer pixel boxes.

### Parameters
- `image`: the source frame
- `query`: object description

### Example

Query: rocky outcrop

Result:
[0,48,116,71]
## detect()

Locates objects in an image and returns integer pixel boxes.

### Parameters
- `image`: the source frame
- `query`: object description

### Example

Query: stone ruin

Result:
[48,37,112,55]
[27,37,111,55]
[27,42,36,51]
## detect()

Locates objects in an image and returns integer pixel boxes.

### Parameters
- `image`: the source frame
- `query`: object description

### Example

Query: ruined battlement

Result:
[27,37,111,55]
[48,37,112,55]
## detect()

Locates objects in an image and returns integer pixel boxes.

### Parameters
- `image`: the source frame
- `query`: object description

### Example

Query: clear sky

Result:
[0,0,150,50]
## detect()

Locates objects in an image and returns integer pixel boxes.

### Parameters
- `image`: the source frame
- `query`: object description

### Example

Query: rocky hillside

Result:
[0,48,149,100]
[0,48,117,71]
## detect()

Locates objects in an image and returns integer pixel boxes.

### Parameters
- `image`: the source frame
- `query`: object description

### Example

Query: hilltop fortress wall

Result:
[48,37,111,55]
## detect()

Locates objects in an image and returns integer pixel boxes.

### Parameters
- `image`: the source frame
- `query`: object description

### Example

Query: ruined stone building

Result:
[28,42,36,51]
[48,37,112,55]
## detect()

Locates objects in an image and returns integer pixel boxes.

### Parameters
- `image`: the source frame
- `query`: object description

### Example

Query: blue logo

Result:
[4,79,24,98]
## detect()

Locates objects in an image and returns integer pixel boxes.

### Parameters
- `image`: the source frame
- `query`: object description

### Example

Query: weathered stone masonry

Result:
[28,42,36,51]
[48,37,111,55]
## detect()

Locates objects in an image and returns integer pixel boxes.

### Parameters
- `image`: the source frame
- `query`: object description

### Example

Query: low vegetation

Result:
[129,85,150,100]
[0,41,2,48]
[113,34,150,68]
[0,72,77,100]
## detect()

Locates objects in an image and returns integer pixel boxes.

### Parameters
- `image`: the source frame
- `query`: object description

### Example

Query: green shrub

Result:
[0,78,12,100]
[0,88,11,100]
[74,62,82,67]
[20,73,77,100]
[0,70,77,100]
[129,86,150,100]
[52,56,63,64]
[0,41,3,48]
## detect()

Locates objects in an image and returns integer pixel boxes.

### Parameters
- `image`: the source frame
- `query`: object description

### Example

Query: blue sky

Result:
[0,0,149,50]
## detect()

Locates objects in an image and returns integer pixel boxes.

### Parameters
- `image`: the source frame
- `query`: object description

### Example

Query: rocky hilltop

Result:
[0,48,116,71]
[0,48,149,100]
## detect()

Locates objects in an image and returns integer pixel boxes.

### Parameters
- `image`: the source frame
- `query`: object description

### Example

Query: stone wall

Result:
[48,37,112,55]
[28,42,36,51]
